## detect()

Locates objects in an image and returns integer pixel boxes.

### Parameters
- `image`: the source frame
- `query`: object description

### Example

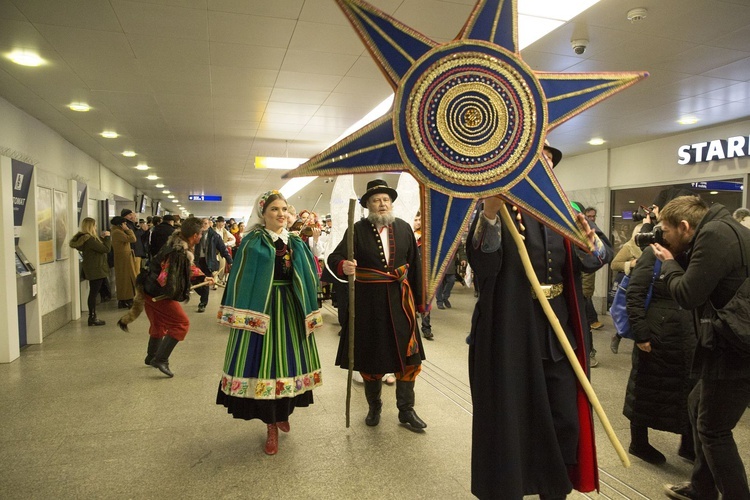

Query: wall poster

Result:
[54,190,69,261]
[37,186,54,264]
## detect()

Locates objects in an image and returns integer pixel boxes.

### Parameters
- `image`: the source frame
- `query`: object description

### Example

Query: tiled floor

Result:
[1,285,748,499]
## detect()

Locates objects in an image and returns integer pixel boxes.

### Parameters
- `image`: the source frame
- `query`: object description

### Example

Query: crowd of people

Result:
[68,147,750,498]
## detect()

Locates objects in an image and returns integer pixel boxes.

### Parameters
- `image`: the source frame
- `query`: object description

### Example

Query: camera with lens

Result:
[632,204,657,222]
[634,226,664,249]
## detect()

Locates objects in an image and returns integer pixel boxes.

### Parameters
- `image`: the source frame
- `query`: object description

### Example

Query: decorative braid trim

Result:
[219,370,323,400]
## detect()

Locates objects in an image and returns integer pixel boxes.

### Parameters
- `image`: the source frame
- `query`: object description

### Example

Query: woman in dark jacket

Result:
[69,217,111,326]
[624,245,696,464]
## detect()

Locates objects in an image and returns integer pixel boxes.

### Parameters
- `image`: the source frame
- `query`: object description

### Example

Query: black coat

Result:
[623,246,696,434]
[467,208,612,499]
[328,217,425,374]
[662,204,750,380]
[149,222,176,257]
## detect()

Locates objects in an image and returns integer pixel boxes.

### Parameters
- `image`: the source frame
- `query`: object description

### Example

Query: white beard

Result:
[367,212,395,226]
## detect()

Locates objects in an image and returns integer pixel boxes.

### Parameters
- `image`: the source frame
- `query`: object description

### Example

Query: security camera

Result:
[571,39,588,55]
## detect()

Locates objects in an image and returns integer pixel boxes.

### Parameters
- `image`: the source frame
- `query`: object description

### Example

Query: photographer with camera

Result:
[652,196,750,500]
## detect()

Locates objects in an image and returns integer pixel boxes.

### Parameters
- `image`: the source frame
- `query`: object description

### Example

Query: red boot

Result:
[264,424,278,455]
[277,421,290,433]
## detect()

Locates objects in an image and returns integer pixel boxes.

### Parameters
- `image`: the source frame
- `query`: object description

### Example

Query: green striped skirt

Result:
[216,281,322,423]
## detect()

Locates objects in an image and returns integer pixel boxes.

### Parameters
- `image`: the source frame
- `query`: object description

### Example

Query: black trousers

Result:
[332,280,349,327]
[195,258,212,306]
[88,278,105,314]
[689,377,750,499]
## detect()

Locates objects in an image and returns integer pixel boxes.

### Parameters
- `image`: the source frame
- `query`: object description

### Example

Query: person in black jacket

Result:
[149,214,176,257]
[194,218,232,313]
[624,244,696,465]
[654,196,750,500]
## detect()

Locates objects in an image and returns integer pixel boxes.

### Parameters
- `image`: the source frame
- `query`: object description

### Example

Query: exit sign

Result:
[188,195,222,202]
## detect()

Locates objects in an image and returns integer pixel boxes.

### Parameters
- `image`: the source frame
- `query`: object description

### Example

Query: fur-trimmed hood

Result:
[165,232,195,265]
[69,232,93,249]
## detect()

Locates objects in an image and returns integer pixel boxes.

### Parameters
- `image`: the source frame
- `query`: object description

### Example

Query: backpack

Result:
[609,259,661,340]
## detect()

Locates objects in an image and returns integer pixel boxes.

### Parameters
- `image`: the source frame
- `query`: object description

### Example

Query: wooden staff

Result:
[345,198,356,428]
[151,280,213,302]
[497,203,630,468]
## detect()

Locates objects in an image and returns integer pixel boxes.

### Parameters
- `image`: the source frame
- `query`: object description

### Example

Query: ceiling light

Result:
[255,157,308,170]
[69,102,90,112]
[135,163,149,171]
[7,49,45,67]
[155,183,165,188]
[710,191,719,195]
[167,195,175,199]
[101,130,118,139]
[678,116,699,125]
[162,190,170,194]
[588,138,605,146]
[628,200,636,204]
[122,150,136,157]
[173,199,179,203]
[146,174,158,180]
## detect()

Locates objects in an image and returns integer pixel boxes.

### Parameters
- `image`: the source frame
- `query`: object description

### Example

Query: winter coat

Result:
[623,246,696,434]
[69,232,111,280]
[111,225,137,300]
[143,232,201,302]
[201,227,232,272]
[662,204,750,380]
[611,239,642,276]
[149,222,176,257]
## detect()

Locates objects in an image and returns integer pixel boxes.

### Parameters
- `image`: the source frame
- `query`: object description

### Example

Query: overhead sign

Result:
[690,181,744,192]
[677,135,749,164]
[188,195,222,202]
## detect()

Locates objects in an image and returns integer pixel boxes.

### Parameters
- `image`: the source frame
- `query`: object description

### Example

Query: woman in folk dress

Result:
[216,190,323,455]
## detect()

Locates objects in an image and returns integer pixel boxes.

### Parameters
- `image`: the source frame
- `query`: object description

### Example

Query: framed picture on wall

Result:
[37,186,54,264]
[54,190,70,261]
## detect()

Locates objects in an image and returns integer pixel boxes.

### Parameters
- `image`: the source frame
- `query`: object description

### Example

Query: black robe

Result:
[467,208,612,499]
[328,217,425,374]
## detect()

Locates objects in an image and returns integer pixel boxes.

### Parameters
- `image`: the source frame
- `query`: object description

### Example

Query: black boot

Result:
[149,336,179,377]
[364,379,383,426]
[145,337,162,366]
[396,380,427,430]
[88,313,105,326]
[628,423,665,464]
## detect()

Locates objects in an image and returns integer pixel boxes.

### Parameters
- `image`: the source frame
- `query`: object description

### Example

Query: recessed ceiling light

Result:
[69,102,90,112]
[678,116,699,125]
[710,191,719,195]
[588,137,605,146]
[167,195,175,199]
[162,190,170,194]
[101,130,118,139]
[135,164,149,171]
[173,199,179,203]
[146,174,158,180]
[122,150,136,157]
[155,183,165,188]
[628,200,636,204]
[7,49,45,67]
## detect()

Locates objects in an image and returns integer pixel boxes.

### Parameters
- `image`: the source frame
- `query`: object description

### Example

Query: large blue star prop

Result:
[285,0,647,301]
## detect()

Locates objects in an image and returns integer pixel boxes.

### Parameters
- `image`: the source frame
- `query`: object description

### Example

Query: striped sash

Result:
[356,264,420,357]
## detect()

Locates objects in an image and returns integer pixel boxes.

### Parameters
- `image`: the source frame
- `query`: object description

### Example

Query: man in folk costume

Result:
[467,144,614,499]
[328,179,428,429]
[138,217,212,377]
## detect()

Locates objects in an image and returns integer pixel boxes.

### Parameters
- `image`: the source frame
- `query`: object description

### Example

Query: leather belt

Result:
[531,283,563,300]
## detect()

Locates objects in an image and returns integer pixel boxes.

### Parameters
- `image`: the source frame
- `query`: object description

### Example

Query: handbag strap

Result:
[720,219,749,278]
[644,258,662,309]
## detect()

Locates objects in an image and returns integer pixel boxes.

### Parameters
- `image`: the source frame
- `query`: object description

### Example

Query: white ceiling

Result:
[1,0,749,217]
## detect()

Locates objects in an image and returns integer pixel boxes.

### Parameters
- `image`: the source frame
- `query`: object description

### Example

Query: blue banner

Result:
[76,182,87,224]
[11,159,34,233]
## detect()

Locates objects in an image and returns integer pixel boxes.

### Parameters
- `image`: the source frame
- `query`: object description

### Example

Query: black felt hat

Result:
[543,140,563,168]
[360,179,398,207]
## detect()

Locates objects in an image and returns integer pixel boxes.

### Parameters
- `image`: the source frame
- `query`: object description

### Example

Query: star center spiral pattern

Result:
[396,43,544,193]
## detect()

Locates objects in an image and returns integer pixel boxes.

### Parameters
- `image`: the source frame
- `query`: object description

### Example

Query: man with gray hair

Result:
[328,179,428,430]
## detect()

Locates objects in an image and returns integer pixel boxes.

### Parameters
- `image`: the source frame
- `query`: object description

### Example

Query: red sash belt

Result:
[356,264,420,356]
